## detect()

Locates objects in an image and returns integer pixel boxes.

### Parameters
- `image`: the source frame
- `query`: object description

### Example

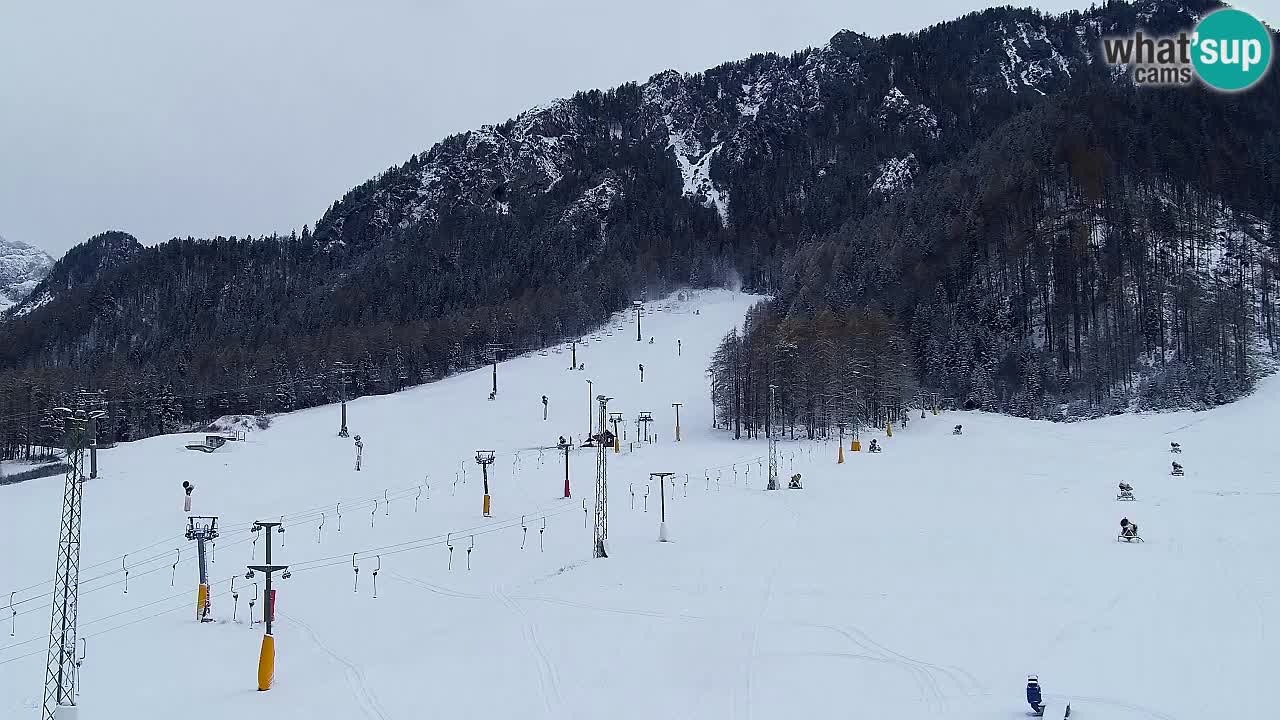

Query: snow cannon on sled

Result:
[1171,462,1184,476]
[1170,442,1181,454]
[788,473,803,490]
[1116,482,1136,501]
[952,424,963,435]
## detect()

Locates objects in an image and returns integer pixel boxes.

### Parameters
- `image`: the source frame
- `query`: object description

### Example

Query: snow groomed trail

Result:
[2,288,1276,719]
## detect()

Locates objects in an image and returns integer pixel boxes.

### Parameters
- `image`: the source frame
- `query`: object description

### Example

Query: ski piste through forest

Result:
[2,290,1275,719]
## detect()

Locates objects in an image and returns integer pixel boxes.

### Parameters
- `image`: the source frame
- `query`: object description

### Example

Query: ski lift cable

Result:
[293,506,577,571]
[288,504,580,575]
[0,574,245,667]
[3,516,271,605]
[4,446,768,610]
[62,484,418,587]
[7,534,257,618]
[0,571,240,659]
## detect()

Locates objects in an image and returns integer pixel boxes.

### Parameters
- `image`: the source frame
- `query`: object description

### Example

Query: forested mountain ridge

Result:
[1,0,1274,455]
[710,78,1280,436]
[5,231,142,318]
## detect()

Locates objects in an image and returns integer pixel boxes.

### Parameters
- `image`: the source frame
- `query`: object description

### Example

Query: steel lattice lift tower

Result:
[767,385,779,490]
[42,404,102,720]
[593,395,612,558]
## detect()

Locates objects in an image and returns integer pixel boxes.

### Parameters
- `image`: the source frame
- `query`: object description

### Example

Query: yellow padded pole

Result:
[196,583,209,621]
[257,634,275,691]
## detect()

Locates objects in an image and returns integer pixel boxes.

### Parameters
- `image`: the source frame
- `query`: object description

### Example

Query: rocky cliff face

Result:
[0,235,54,312]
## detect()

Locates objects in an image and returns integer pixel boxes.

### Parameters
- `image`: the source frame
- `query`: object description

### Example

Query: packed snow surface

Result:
[1,289,1276,719]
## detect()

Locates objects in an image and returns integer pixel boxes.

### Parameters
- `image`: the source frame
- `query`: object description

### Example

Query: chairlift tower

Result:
[246,521,288,692]
[707,370,716,428]
[593,396,612,558]
[608,412,623,454]
[41,405,100,720]
[638,411,654,443]
[767,385,779,490]
[186,516,220,622]
[633,300,643,342]
[335,361,350,438]
[476,450,496,516]
[485,344,504,398]
[651,471,675,541]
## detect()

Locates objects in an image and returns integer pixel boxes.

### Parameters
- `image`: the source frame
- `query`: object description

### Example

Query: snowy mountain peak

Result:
[0,234,54,312]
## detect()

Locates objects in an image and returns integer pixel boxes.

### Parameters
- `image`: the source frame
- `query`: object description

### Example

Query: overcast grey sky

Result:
[2,0,1276,256]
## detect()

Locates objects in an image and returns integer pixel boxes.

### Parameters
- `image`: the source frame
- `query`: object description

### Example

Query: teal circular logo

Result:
[1192,9,1273,92]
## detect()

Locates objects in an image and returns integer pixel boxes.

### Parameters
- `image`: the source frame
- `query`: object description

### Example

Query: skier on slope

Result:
[868,439,882,453]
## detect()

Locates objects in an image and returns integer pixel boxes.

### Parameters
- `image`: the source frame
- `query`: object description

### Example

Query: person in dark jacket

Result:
[1026,675,1044,714]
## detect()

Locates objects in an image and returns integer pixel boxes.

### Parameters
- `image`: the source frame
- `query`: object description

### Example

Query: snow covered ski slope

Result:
[2,288,1277,719]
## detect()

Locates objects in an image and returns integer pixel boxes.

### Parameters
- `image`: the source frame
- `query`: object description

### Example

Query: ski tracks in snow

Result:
[388,571,565,717]
[743,518,783,720]
[386,571,487,601]
[1067,694,1181,720]
[744,492,807,720]
[283,611,394,720]
[810,621,983,714]
[493,583,565,717]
